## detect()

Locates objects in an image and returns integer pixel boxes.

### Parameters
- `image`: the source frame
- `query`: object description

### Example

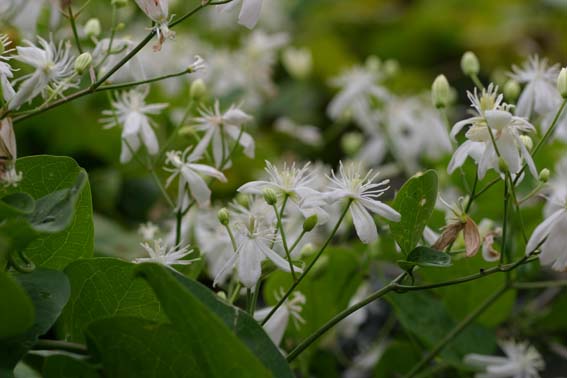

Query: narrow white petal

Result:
[238,0,263,29]
[351,202,378,244]
[361,198,401,222]
[526,209,565,254]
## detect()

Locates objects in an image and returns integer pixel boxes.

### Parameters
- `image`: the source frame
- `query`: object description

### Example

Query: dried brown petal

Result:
[482,233,500,262]
[432,222,464,251]
[0,117,16,160]
[464,217,481,257]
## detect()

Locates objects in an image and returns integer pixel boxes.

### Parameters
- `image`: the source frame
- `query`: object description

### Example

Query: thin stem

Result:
[149,168,175,209]
[175,209,183,245]
[288,230,307,255]
[229,282,242,304]
[246,288,253,314]
[473,177,499,200]
[97,69,193,92]
[506,173,527,243]
[272,196,296,280]
[261,200,352,326]
[250,280,261,315]
[33,339,88,355]
[500,177,510,270]
[470,74,485,90]
[404,285,509,378]
[464,172,478,213]
[68,5,83,54]
[287,273,406,362]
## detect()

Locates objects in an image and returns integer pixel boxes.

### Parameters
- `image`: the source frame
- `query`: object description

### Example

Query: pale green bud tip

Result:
[341,132,363,155]
[217,208,230,225]
[432,74,450,108]
[216,291,227,300]
[236,193,250,208]
[84,18,101,38]
[519,135,533,151]
[498,157,508,172]
[303,214,318,232]
[190,79,207,99]
[262,188,278,206]
[461,51,480,76]
[111,0,128,7]
[539,168,550,183]
[74,53,92,75]
[503,80,521,102]
[558,67,567,98]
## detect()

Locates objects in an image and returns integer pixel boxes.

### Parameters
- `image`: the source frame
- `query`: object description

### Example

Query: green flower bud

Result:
[432,74,450,108]
[190,79,207,99]
[503,80,521,102]
[519,135,533,151]
[84,18,101,38]
[216,291,227,300]
[282,47,312,80]
[262,188,278,206]
[302,214,318,232]
[236,193,250,208]
[498,157,508,172]
[341,132,363,155]
[539,168,550,183]
[217,208,230,226]
[461,51,480,76]
[558,67,567,99]
[74,52,92,75]
[383,59,399,77]
[116,22,126,31]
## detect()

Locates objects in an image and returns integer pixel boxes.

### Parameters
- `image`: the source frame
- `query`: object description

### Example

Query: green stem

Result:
[288,230,307,255]
[33,339,88,355]
[403,285,509,378]
[149,168,175,209]
[287,273,406,362]
[97,69,193,92]
[261,200,352,326]
[272,196,296,280]
[472,177,499,200]
[500,176,510,272]
[68,5,83,54]
[470,74,485,90]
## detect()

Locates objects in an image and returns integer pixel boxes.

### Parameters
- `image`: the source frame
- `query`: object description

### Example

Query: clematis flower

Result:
[138,222,159,241]
[101,88,167,164]
[164,148,227,209]
[0,34,15,104]
[464,340,544,378]
[448,84,537,180]
[214,214,302,288]
[254,291,306,347]
[9,37,76,110]
[134,0,175,51]
[433,196,480,257]
[326,162,400,244]
[135,239,197,267]
[191,100,254,168]
[218,0,264,29]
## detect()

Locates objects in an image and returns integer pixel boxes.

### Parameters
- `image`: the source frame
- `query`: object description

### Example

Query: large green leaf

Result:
[388,291,496,366]
[390,170,438,255]
[85,263,273,378]
[0,269,70,372]
[59,258,165,343]
[0,271,34,340]
[0,156,94,270]
[0,193,35,219]
[42,354,100,378]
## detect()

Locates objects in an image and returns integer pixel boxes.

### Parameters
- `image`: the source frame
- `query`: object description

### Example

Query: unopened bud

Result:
[539,168,550,183]
[519,135,533,151]
[217,208,230,225]
[383,59,399,77]
[461,51,480,76]
[282,47,312,80]
[558,67,567,98]
[216,291,227,300]
[116,22,126,31]
[84,18,101,38]
[74,53,92,75]
[432,74,450,108]
[111,0,128,7]
[303,214,318,232]
[236,193,250,208]
[365,55,381,73]
[503,80,521,102]
[498,157,508,172]
[341,132,363,155]
[190,79,207,99]
[262,188,278,206]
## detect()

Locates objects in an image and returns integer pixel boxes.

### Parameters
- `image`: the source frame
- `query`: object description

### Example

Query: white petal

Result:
[189,163,227,182]
[238,239,263,287]
[140,123,159,155]
[351,202,378,244]
[448,141,474,174]
[213,252,238,287]
[237,180,271,194]
[238,0,263,29]
[257,241,302,273]
[526,209,565,255]
[181,167,212,207]
[360,198,401,222]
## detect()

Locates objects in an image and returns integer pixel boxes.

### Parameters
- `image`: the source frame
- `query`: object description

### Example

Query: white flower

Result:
[164,148,227,209]
[464,340,544,378]
[138,222,159,241]
[327,65,388,133]
[214,215,302,288]
[101,89,167,164]
[448,84,538,180]
[9,37,76,110]
[135,239,196,267]
[219,0,264,29]
[134,0,175,51]
[509,56,561,120]
[254,291,305,346]
[0,35,15,103]
[326,162,401,244]
[192,100,254,168]
[1,166,23,188]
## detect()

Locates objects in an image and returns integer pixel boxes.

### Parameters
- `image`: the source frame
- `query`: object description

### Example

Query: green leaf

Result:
[0,269,70,371]
[373,341,421,377]
[42,354,100,378]
[399,246,452,269]
[60,258,165,343]
[85,263,272,378]
[388,291,496,365]
[0,156,94,270]
[390,170,438,255]
[0,193,35,219]
[0,271,34,340]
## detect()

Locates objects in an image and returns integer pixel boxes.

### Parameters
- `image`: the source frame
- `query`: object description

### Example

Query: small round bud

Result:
[190,79,207,99]
[461,51,480,76]
[432,74,451,108]
[236,193,250,208]
[302,214,318,232]
[365,55,381,73]
[111,0,128,7]
[299,243,315,257]
[341,132,363,155]
[498,157,508,172]
[503,80,521,102]
[116,22,126,31]
[383,59,399,77]
[262,188,278,206]
[217,208,230,226]
[282,47,312,80]
[519,135,533,151]
[539,168,550,183]
[216,291,227,300]
[557,67,567,99]
[74,52,92,75]
[84,18,101,38]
